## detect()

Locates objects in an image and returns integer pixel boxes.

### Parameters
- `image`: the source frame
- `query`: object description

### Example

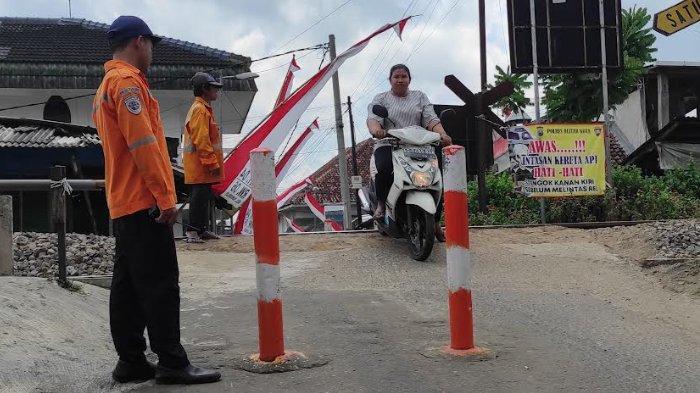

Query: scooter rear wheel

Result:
[407,205,435,261]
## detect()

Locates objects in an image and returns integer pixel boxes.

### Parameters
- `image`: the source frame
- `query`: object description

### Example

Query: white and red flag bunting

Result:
[326,220,343,232]
[275,118,319,181]
[393,18,409,40]
[273,54,301,109]
[232,118,319,235]
[303,192,342,232]
[234,177,311,235]
[212,16,414,211]
[284,217,305,233]
[304,192,325,221]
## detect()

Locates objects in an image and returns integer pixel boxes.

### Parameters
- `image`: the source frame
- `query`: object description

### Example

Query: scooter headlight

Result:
[410,171,433,188]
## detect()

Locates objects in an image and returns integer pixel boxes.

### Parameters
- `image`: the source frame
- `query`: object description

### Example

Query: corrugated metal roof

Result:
[0,118,100,148]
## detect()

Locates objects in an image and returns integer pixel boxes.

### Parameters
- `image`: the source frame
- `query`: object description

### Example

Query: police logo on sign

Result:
[124,96,142,115]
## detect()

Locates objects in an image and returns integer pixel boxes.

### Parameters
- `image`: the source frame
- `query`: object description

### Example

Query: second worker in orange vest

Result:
[182,72,224,243]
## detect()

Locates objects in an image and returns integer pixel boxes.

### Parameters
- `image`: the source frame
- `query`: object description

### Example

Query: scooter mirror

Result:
[372,105,389,119]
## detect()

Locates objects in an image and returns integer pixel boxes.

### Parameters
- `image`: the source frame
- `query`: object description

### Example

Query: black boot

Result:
[155,364,221,385]
[112,359,156,383]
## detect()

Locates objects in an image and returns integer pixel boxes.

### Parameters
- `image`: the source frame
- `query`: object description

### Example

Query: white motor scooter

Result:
[357,105,443,261]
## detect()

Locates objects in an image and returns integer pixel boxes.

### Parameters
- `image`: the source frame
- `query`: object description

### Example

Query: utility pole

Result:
[599,0,613,187]
[328,34,352,229]
[347,96,362,229]
[529,0,546,224]
[476,0,488,213]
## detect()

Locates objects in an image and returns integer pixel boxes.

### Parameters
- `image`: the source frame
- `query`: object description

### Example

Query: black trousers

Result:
[374,145,444,220]
[189,184,213,234]
[111,210,189,368]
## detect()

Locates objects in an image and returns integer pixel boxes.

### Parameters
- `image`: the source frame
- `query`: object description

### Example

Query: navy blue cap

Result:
[107,16,162,45]
[191,72,223,88]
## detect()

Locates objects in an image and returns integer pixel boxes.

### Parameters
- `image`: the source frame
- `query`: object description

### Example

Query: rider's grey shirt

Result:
[367,90,440,149]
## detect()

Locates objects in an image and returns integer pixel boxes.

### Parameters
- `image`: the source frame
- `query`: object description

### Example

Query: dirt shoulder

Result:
[589,220,699,297]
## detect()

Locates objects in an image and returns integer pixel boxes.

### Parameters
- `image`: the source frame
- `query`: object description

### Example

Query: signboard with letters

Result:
[653,0,700,36]
[508,123,606,197]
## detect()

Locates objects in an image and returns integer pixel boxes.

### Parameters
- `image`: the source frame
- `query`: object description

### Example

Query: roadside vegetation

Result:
[466,165,700,225]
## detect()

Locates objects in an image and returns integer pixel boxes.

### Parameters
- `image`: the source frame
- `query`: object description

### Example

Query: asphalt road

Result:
[1,227,698,392]
[136,228,700,392]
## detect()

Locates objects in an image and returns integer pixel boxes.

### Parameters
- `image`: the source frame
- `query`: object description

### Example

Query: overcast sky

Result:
[3,0,699,187]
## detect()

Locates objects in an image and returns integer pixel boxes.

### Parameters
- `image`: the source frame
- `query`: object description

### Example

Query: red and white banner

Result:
[213,16,413,210]
[302,192,342,232]
[233,118,318,235]
[284,217,305,233]
[234,177,311,235]
[274,55,301,109]
[304,192,325,221]
[326,219,343,232]
[276,118,319,181]
[278,177,311,207]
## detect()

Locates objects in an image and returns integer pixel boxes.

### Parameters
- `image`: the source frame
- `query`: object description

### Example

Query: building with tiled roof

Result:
[279,138,374,231]
[0,17,257,137]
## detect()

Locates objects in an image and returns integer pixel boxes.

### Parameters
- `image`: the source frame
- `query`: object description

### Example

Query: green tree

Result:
[489,65,533,117]
[542,6,657,121]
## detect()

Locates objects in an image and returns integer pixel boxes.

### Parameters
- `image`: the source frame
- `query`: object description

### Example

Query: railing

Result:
[0,165,233,285]
[0,166,105,286]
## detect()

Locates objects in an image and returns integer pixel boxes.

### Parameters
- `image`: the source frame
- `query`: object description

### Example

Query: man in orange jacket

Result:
[93,15,220,386]
[182,72,224,243]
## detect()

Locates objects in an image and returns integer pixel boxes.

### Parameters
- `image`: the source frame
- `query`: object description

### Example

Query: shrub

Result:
[463,165,699,225]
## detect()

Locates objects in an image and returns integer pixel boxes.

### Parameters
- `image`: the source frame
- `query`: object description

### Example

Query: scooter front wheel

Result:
[407,205,435,261]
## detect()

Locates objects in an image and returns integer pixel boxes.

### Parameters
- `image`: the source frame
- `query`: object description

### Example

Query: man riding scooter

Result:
[366,64,452,242]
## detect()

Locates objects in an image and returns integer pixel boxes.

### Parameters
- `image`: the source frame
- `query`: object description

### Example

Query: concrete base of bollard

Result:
[238,351,329,374]
[420,345,495,362]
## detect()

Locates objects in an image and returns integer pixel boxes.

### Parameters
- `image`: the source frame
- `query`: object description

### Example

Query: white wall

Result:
[613,88,650,153]
[0,88,254,139]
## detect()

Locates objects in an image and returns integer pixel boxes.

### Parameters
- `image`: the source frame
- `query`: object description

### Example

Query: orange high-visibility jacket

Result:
[92,60,176,219]
[182,97,224,184]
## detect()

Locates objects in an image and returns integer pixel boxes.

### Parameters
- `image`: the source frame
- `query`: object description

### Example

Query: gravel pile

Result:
[12,232,115,277]
[651,220,700,259]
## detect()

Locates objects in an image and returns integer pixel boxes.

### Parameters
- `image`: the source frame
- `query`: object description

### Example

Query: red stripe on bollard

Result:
[448,288,474,349]
[252,199,280,265]
[444,191,469,249]
[257,298,284,360]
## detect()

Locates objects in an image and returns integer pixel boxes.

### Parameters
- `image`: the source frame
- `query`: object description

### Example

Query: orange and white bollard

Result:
[250,148,285,362]
[442,145,489,357]
[245,148,322,373]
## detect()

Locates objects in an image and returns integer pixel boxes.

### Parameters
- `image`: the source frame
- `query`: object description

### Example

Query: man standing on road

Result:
[92,15,221,386]
[182,72,224,243]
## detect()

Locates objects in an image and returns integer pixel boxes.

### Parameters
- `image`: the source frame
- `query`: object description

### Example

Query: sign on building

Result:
[508,124,606,197]
[653,0,700,36]
[350,175,363,189]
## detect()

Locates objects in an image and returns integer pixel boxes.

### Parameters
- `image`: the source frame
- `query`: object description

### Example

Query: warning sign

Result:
[508,123,607,198]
